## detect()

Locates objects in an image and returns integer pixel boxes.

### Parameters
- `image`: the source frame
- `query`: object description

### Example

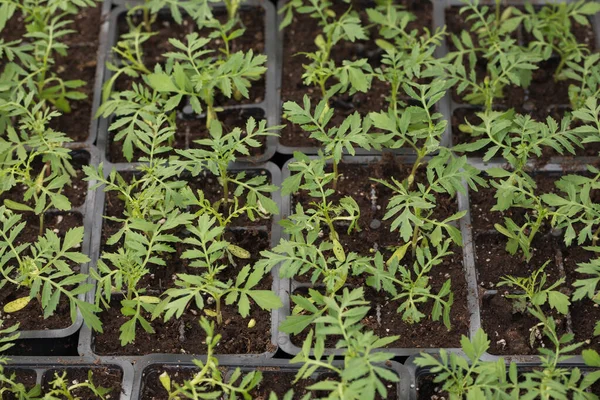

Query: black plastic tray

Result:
[97,0,278,165]
[77,160,287,362]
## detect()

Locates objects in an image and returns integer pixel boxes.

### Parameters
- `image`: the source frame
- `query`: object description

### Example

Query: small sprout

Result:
[247,318,256,328]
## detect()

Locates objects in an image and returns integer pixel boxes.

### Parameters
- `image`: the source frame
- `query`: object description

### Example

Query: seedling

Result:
[444,0,539,112]
[572,246,600,335]
[0,207,101,331]
[45,370,112,400]
[564,53,600,111]
[281,152,361,252]
[287,288,399,400]
[283,97,375,186]
[522,0,600,80]
[175,118,280,214]
[258,233,371,295]
[0,97,76,234]
[152,214,282,326]
[372,151,482,255]
[542,165,600,247]
[279,0,371,102]
[499,262,570,316]
[147,32,267,128]
[159,317,262,399]
[365,243,454,329]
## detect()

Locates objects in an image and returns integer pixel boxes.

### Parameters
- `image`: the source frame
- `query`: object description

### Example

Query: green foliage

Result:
[572,247,600,335]
[0,0,98,113]
[444,0,539,111]
[258,233,371,295]
[44,370,112,400]
[522,0,600,79]
[414,329,520,399]
[454,111,582,168]
[175,118,280,211]
[286,288,399,400]
[279,0,370,99]
[364,243,454,329]
[564,53,600,111]
[0,103,75,232]
[283,96,376,183]
[152,214,282,326]
[499,262,571,316]
[0,207,100,331]
[373,151,480,250]
[542,166,600,247]
[281,152,360,243]
[147,32,266,126]
[159,318,263,400]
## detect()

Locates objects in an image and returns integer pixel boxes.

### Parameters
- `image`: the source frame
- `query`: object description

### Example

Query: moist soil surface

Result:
[563,246,600,353]
[140,366,397,400]
[108,108,267,163]
[41,366,123,400]
[2,6,104,142]
[0,212,84,332]
[93,170,276,356]
[444,6,596,137]
[287,156,470,348]
[114,8,265,106]
[0,369,38,400]
[480,293,568,355]
[279,1,433,148]
[0,152,90,210]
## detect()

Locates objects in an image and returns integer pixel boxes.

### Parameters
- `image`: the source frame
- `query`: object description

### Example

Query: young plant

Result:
[542,166,600,247]
[455,112,583,260]
[414,329,520,398]
[0,207,101,331]
[499,262,570,317]
[158,317,263,399]
[564,53,600,111]
[44,370,112,400]
[151,214,282,326]
[258,231,371,295]
[369,80,453,179]
[176,118,280,217]
[281,152,361,251]
[572,247,600,335]
[126,0,203,33]
[522,0,600,80]
[279,0,371,102]
[364,242,454,329]
[0,0,98,113]
[147,32,267,127]
[284,287,400,400]
[283,97,376,186]
[0,100,76,234]
[443,0,539,112]
[372,151,482,255]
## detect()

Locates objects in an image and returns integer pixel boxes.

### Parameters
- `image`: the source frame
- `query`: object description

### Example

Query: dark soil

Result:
[108,108,267,162]
[480,293,569,355]
[0,151,90,209]
[279,1,433,148]
[468,172,561,232]
[416,375,445,400]
[115,8,265,105]
[563,246,600,352]
[291,155,458,259]
[1,6,102,142]
[473,232,562,286]
[140,366,397,400]
[444,5,596,128]
[0,369,38,400]
[0,212,84,332]
[41,366,123,400]
[93,169,276,356]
